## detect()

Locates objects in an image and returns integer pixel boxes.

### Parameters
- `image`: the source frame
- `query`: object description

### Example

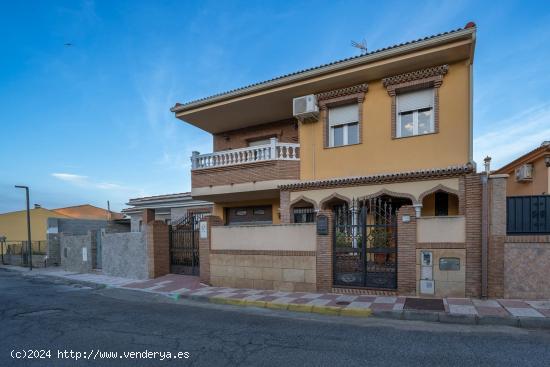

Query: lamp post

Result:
[0,235,6,265]
[14,185,32,270]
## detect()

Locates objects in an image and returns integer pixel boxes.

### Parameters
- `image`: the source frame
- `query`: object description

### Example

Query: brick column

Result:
[198,215,223,284]
[147,221,169,278]
[487,174,508,298]
[316,210,333,292]
[397,206,416,295]
[465,173,482,297]
[280,190,291,224]
[143,208,155,224]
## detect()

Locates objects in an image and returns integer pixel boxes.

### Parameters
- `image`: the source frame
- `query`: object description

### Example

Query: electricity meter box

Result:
[420,251,435,295]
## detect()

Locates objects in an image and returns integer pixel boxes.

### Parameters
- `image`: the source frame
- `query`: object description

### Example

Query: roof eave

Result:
[171,27,475,115]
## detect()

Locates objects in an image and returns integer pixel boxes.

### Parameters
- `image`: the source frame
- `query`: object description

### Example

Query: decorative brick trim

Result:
[357,188,417,205]
[316,83,368,148]
[383,65,448,139]
[417,184,460,203]
[316,210,334,292]
[210,250,316,256]
[505,235,550,243]
[332,287,398,296]
[382,65,449,87]
[397,206,417,295]
[319,192,352,210]
[279,164,474,191]
[416,242,466,249]
[289,195,319,210]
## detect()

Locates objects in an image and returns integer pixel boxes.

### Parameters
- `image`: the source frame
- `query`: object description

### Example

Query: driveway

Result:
[1,268,549,366]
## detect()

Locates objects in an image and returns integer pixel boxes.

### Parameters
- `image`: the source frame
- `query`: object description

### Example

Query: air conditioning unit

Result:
[293,94,319,122]
[515,164,533,182]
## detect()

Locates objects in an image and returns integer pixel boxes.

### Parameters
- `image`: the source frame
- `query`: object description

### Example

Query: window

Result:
[434,192,449,216]
[396,89,434,138]
[293,207,315,223]
[328,104,359,147]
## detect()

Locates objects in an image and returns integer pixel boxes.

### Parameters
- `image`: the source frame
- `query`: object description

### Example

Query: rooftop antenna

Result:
[351,38,368,54]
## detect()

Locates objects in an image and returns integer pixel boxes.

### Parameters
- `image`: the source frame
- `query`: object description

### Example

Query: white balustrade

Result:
[191,140,299,169]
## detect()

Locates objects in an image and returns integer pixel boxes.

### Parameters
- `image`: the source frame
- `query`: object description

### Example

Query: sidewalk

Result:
[4,265,550,328]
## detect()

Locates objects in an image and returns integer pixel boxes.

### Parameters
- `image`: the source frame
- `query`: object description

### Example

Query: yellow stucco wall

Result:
[0,208,69,242]
[213,199,281,225]
[299,60,470,180]
[505,157,549,196]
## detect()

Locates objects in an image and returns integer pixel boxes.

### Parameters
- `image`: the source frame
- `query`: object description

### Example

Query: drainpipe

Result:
[481,156,491,299]
[545,154,550,194]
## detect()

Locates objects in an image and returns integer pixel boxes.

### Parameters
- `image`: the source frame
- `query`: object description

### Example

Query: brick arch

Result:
[418,184,460,203]
[319,193,352,210]
[289,195,319,210]
[357,188,418,205]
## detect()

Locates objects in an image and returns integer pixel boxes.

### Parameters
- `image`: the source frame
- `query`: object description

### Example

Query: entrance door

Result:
[333,198,398,289]
[169,213,207,275]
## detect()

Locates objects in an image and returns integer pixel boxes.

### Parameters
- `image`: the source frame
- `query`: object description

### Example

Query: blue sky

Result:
[1,0,549,213]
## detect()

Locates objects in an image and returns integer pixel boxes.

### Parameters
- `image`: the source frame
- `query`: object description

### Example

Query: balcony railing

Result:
[191,138,300,169]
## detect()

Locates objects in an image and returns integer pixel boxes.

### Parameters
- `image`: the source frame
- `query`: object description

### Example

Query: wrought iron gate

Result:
[169,213,207,275]
[333,198,398,289]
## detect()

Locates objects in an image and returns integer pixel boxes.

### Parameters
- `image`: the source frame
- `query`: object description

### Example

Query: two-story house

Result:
[171,23,484,297]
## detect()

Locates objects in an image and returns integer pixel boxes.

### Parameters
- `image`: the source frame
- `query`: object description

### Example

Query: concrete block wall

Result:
[209,253,316,292]
[102,232,148,280]
[60,233,93,273]
[47,218,129,266]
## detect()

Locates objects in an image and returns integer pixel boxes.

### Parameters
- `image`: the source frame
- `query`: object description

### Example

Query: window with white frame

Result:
[328,104,359,147]
[396,88,435,138]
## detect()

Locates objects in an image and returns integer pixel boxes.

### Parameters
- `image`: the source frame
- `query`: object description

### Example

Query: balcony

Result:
[190,139,300,201]
[191,139,299,169]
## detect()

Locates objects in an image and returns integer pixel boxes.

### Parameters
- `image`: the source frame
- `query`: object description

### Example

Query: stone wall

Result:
[47,218,129,266]
[504,235,550,299]
[102,232,148,280]
[209,252,316,292]
[60,233,93,273]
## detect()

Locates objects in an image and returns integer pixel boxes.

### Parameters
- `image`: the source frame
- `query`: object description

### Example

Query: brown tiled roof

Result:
[494,142,550,174]
[278,164,474,191]
[52,204,124,220]
[172,25,474,111]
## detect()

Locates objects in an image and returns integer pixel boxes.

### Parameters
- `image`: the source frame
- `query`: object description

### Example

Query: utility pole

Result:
[15,185,32,270]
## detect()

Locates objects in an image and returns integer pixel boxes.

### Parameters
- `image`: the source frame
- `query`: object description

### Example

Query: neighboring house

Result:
[52,204,125,220]
[122,192,212,232]
[494,141,550,196]
[0,206,70,243]
[168,23,487,297]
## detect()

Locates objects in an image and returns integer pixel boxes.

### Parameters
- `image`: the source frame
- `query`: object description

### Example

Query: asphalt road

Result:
[1,268,550,367]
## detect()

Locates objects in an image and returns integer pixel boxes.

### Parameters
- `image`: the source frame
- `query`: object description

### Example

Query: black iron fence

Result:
[507,195,550,234]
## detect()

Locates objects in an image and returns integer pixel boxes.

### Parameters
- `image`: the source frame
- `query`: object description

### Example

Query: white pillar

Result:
[413,204,422,218]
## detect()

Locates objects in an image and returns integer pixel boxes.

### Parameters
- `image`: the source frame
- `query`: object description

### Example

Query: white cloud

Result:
[474,103,550,169]
[51,173,88,184]
[51,172,141,193]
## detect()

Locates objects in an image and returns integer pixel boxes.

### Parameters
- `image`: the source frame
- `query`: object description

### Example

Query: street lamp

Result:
[14,185,32,270]
[0,235,6,265]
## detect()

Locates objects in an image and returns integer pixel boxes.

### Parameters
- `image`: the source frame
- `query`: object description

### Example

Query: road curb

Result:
[206,297,374,318]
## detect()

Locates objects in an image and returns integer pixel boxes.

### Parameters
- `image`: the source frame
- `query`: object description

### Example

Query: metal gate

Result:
[333,198,398,289]
[169,213,207,275]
